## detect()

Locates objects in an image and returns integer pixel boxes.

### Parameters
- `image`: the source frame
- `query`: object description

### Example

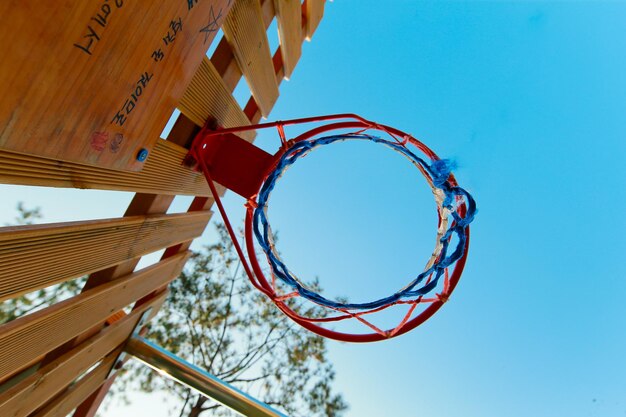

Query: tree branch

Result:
[178,389,192,417]
[207,263,238,372]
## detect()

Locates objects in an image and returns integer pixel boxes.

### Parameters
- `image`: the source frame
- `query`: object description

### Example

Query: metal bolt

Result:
[137,148,149,162]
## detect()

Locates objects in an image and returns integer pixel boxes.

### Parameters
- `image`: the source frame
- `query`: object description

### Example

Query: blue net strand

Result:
[253,133,477,310]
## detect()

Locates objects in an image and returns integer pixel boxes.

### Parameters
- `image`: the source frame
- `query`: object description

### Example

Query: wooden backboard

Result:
[0,0,232,171]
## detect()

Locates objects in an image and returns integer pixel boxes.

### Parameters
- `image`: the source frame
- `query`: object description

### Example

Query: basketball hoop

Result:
[188,114,476,342]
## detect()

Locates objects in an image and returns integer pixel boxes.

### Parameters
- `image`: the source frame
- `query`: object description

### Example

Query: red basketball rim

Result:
[243,120,471,343]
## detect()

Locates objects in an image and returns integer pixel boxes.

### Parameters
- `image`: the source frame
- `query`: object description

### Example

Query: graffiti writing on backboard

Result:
[73,0,124,56]
[89,1,227,156]
[111,72,153,127]
[152,18,184,61]
[199,6,222,44]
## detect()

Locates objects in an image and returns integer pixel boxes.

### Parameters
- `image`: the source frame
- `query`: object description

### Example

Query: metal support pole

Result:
[124,336,289,417]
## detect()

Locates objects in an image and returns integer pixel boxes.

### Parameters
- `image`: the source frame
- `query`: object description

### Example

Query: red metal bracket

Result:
[187,114,374,200]
[188,130,274,200]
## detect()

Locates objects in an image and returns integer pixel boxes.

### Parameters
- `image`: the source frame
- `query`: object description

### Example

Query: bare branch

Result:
[178,389,192,417]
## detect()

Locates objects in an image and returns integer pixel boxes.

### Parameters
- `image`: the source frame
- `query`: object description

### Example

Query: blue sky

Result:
[298,2,626,417]
[2,1,625,416]
[268,3,626,416]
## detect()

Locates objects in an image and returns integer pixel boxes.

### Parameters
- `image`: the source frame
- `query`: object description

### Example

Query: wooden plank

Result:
[243,46,287,125]
[75,194,179,293]
[244,0,316,123]
[273,0,302,79]
[305,0,325,40]
[210,0,276,91]
[34,120,207,417]
[178,57,256,141]
[41,107,211,417]
[0,139,210,196]
[70,198,217,416]
[34,195,180,370]
[131,198,215,329]
[42,114,203,357]
[0,252,187,383]
[223,0,279,117]
[0,0,232,171]
[71,1,303,413]
[0,293,166,417]
[0,3,322,416]
[68,180,217,417]
[0,212,210,302]
[31,352,119,417]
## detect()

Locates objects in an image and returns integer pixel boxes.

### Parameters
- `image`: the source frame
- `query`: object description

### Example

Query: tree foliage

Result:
[116,224,347,417]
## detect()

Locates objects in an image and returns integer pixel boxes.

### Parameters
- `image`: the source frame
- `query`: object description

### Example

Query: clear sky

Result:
[2,1,625,416]
[260,2,626,416]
